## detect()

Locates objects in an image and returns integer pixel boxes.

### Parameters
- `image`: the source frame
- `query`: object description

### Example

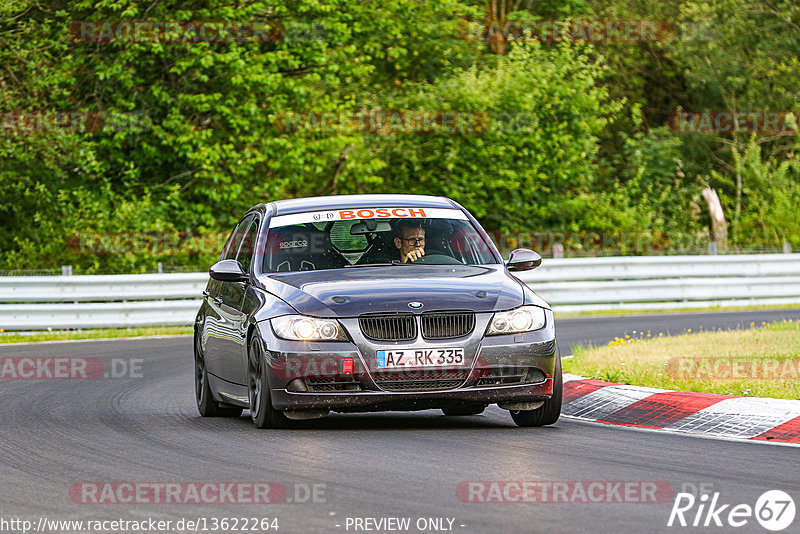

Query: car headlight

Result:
[486,306,546,335]
[271,315,347,341]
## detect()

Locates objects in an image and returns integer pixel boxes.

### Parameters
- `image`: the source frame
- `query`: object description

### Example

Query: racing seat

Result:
[356,231,398,264]
[264,226,346,272]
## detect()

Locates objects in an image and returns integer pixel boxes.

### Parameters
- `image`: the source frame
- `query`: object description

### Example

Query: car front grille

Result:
[372,370,468,392]
[375,379,464,392]
[474,367,547,387]
[421,311,475,339]
[374,369,469,381]
[359,313,416,341]
[305,378,362,392]
[475,375,525,387]
[358,311,476,341]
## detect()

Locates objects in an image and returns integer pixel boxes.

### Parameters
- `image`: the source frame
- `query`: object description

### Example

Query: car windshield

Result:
[261,208,498,272]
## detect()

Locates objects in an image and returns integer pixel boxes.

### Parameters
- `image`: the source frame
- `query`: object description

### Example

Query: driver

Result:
[394,220,426,263]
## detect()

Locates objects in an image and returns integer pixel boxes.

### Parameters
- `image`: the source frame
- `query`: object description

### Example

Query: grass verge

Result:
[0,326,192,344]
[555,303,800,318]
[563,320,800,399]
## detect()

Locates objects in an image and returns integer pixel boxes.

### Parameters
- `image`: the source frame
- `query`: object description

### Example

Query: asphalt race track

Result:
[1,309,799,534]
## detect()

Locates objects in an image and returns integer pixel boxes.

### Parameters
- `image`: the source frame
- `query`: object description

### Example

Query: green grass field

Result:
[564,320,800,399]
[0,326,192,344]
[555,303,800,318]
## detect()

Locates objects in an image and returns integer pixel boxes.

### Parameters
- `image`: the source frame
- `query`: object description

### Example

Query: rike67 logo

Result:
[668,490,795,531]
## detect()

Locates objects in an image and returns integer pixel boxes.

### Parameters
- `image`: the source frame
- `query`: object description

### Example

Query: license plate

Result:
[376,348,465,369]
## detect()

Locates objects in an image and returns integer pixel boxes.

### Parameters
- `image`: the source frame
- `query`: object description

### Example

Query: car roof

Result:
[268,194,458,216]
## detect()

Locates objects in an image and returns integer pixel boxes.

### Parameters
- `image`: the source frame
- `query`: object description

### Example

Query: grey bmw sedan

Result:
[194,194,561,428]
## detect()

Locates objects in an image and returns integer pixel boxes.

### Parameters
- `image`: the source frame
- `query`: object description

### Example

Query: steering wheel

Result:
[411,249,461,265]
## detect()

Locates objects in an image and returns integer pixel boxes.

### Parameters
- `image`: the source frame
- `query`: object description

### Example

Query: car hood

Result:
[258,265,524,317]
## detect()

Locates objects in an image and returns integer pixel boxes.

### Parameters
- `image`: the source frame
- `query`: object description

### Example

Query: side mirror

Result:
[209,259,248,282]
[506,248,542,272]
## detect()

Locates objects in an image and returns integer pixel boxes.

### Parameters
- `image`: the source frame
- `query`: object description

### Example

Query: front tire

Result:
[510,356,562,427]
[195,333,243,418]
[248,335,291,429]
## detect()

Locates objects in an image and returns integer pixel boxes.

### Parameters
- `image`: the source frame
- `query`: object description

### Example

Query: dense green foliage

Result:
[1,0,798,271]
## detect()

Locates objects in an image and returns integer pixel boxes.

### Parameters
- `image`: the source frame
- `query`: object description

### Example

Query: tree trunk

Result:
[701,187,728,252]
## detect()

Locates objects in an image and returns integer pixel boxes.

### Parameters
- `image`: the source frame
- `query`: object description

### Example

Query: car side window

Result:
[236,219,259,274]
[220,224,241,260]
[222,215,253,261]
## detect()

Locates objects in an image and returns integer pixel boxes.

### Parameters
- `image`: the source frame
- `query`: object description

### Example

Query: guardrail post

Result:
[61,265,73,276]
[552,243,564,258]
[708,242,718,255]
[784,242,792,254]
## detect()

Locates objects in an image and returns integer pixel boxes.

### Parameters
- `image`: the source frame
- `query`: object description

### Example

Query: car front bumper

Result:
[258,309,558,412]
[270,380,553,412]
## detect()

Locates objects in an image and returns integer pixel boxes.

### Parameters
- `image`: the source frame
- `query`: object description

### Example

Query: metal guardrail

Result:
[517,254,800,281]
[0,273,207,330]
[516,253,800,313]
[0,273,208,303]
[1,300,200,330]
[0,254,799,329]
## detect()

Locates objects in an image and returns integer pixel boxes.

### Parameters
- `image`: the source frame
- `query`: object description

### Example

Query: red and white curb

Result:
[561,374,800,444]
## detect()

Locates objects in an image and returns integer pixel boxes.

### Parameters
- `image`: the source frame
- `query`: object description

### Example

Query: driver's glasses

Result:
[401,237,425,246]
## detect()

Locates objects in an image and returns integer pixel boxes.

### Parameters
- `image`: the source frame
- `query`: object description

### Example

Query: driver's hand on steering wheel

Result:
[402,247,425,263]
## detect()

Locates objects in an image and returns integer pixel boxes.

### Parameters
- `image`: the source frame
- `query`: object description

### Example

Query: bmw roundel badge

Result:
[408,301,423,309]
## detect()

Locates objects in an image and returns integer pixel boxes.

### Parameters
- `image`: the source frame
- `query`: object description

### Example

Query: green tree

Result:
[348,39,621,232]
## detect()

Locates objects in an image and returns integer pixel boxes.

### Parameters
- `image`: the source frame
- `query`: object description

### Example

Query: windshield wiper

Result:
[345,260,408,268]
